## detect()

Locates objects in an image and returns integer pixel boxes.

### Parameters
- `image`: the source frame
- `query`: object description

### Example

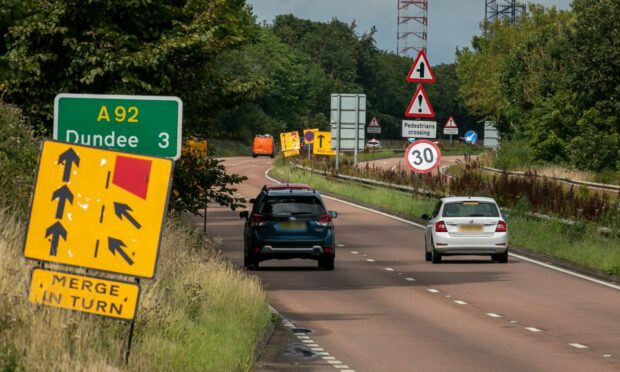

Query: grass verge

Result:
[0,209,270,371]
[271,163,620,276]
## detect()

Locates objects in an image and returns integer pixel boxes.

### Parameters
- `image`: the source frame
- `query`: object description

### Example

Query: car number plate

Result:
[458,224,483,232]
[280,222,306,230]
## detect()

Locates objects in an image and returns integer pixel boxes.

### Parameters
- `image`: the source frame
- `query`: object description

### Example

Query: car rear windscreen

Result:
[442,201,500,218]
[260,196,325,217]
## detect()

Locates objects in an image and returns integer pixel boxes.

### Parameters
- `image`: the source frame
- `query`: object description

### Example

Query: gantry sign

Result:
[24,141,173,278]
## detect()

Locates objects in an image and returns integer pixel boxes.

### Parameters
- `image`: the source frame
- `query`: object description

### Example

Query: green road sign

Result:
[54,94,182,159]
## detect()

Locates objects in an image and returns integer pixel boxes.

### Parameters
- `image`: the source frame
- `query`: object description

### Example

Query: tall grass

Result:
[301,156,619,225]
[0,208,270,371]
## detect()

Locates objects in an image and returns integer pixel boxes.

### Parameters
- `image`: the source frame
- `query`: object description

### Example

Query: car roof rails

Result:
[265,183,312,191]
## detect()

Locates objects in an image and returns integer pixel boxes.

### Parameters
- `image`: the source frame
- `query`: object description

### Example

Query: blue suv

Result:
[240,184,337,270]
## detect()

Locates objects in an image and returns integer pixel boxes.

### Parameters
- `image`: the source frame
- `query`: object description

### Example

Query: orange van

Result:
[252,134,275,158]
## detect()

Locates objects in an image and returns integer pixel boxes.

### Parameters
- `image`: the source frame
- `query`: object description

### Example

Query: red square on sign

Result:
[112,156,152,199]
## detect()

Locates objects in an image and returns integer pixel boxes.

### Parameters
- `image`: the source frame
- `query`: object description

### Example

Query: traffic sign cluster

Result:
[403,50,441,173]
[25,94,180,321]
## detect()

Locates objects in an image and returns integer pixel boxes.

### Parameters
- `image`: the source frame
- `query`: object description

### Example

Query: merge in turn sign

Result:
[23,141,173,278]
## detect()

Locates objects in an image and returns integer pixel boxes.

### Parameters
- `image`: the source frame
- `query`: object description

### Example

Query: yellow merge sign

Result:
[30,268,140,320]
[24,141,173,278]
[313,131,336,156]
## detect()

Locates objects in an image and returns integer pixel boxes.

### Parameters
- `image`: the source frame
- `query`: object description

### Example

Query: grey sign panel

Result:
[330,94,366,151]
[483,120,500,150]
[330,95,366,111]
[331,127,365,150]
[331,110,366,124]
[367,127,381,134]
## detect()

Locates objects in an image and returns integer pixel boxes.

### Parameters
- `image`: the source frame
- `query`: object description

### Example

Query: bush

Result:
[0,102,39,215]
[493,139,533,170]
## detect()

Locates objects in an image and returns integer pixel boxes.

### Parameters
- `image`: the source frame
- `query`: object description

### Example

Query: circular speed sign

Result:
[404,139,442,174]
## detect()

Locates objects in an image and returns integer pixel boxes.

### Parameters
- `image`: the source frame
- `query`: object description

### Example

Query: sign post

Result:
[330,94,366,172]
[367,117,381,135]
[443,116,459,144]
[54,94,183,159]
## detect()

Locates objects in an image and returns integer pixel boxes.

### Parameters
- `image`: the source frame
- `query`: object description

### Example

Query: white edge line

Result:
[265,167,620,292]
[509,253,620,291]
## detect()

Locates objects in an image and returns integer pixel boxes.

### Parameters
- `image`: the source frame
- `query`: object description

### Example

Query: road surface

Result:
[198,157,620,372]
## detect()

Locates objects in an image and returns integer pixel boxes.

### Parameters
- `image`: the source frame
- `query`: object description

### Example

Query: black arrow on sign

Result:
[46,221,67,256]
[417,62,425,78]
[113,202,142,229]
[52,185,73,219]
[317,135,325,148]
[108,237,134,266]
[58,148,80,182]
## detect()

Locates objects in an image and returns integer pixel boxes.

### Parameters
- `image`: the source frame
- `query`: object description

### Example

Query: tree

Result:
[0,0,256,133]
[171,147,246,215]
[0,101,39,214]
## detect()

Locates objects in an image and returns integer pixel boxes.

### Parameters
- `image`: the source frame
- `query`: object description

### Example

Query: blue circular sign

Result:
[464,130,478,144]
[304,131,315,142]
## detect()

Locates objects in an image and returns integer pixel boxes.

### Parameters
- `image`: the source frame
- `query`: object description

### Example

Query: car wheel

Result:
[318,256,335,270]
[252,154,257,158]
[424,237,432,261]
[270,153,275,159]
[244,254,259,270]
[431,247,442,264]
[494,250,508,263]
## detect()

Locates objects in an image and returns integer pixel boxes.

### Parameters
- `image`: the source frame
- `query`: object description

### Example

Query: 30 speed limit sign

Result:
[404,139,442,173]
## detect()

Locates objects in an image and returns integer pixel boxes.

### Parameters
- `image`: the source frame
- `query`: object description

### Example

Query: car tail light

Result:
[435,221,448,232]
[323,247,333,254]
[317,214,332,226]
[253,246,261,253]
[495,221,507,232]
[250,213,267,227]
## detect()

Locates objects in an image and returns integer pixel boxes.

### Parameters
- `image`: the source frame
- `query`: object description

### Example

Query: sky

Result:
[246,0,572,65]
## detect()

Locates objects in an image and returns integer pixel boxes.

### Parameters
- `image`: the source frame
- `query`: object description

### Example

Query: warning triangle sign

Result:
[368,117,380,127]
[406,50,436,83]
[405,85,435,118]
[444,116,458,128]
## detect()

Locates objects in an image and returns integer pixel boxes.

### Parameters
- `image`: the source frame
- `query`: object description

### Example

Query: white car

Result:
[366,139,381,149]
[422,196,508,263]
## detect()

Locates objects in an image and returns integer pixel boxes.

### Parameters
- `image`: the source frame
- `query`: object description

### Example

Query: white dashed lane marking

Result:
[304,238,606,361]
[570,343,589,349]
[272,306,355,371]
